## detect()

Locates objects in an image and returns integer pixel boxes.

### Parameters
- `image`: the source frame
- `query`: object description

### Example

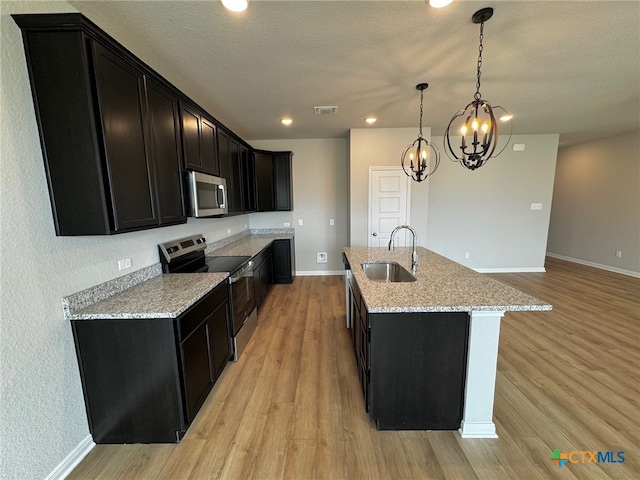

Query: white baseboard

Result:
[45,434,95,480]
[459,421,499,439]
[295,270,344,276]
[546,252,640,278]
[474,267,546,273]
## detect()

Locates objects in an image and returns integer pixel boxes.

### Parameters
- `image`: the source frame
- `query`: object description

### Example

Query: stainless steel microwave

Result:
[188,171,228,217]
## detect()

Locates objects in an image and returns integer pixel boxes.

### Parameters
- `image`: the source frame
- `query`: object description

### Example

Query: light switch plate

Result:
[531,203,543,210]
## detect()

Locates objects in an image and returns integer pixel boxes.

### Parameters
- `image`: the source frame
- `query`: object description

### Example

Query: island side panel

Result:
[459,310,505,438]
[369,311,470,430]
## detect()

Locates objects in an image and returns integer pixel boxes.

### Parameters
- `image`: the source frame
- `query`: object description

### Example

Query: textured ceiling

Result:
[69,0,640,146]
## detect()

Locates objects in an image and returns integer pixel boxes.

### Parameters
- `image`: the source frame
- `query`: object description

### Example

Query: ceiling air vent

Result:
[314,105,338,115]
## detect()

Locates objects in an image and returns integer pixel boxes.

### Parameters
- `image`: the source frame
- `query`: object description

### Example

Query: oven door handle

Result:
[229,261,253,283]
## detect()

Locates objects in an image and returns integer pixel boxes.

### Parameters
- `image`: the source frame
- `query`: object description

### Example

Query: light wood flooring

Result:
[68,257,639,479]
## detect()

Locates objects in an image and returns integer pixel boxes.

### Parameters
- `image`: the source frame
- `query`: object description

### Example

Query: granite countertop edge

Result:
[66,232,294,321]
[344,246,552,314]
[68,273,229,321]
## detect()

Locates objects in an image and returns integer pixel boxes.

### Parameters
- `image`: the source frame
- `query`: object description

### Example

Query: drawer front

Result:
[178,282,228,341]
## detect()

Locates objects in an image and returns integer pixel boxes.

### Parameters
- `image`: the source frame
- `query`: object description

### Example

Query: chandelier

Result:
[444,7,512,170]
[401,83,440,182]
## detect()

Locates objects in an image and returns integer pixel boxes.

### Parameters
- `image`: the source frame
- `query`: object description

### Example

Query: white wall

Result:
[0,3,256,478]
[349,128,431,248]
[349,128,559,270]
[250,139,349,273]
[547,131,640,275]
[427,135,559,270]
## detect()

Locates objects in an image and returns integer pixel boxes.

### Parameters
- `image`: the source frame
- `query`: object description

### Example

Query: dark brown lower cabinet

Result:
[349,276,469,430]
[272,238,296,284]
[71,282,231,444]
[253,245,274,312]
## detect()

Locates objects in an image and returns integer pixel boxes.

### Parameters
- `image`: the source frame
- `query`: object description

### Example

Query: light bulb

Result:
[429,0,454,8]
[481,122,489,133]
[471,119,479,131]
[461,124,468,135]
[221,0,249,13]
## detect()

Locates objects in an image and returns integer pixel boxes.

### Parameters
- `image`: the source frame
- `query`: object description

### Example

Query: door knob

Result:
[372,232,377,236]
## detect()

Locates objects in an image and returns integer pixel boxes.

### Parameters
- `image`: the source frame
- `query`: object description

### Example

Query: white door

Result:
[368,167,411,247]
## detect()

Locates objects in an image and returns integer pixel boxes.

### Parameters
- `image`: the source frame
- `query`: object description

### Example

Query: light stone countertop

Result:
[344,247,552,314]
[208,233,294,258]
[66,233,295,321]
[68,273,228,320]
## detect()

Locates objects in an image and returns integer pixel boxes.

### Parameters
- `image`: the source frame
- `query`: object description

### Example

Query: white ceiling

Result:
[69,0,640,146]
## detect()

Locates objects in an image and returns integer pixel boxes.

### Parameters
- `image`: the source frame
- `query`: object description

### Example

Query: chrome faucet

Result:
[388,225,418,273]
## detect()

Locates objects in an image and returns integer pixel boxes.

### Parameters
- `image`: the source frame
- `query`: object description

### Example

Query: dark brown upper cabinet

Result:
[13,13,186,235]
[217,128,243,214]
[180,102,219,176]
[146,79,187,226]
[255,150,293,212]
[241,145,257,213]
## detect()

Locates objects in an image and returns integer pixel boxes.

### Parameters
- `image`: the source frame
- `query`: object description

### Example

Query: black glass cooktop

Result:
[205,256,251,273]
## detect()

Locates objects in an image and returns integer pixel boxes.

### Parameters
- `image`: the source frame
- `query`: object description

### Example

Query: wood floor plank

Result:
[251,402,294,480]
[67,259,639,480]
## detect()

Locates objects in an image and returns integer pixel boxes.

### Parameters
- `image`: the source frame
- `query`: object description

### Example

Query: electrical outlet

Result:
[464,252,470,259]
[227,228,232,234]
[298,219,304,226]
[615,250,623,258]
[329,218,335,226]
[284,222,291,227]
[317,252,327,263]
[118,258,132,271]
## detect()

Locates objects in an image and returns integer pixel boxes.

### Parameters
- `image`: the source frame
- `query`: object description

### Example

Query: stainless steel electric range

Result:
[159,234,257,360]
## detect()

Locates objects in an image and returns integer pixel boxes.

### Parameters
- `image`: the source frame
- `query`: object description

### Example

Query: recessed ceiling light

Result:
[281,117,293,126]
[221,0,250,13]
[365,117,377,125]
[500,114,513,122]
[428,0,454,8]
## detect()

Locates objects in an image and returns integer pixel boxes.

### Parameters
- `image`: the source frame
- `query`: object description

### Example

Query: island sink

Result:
[361,262,416,283]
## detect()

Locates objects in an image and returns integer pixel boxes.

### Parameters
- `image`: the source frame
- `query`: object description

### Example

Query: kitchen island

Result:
[343,246,551,438]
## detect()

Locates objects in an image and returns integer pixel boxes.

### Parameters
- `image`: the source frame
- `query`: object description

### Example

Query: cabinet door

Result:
[218,128,231,186]
[145,79,186,225]
[255,152,274,211]
[218,128,242,214]
[181,320,214,423]
[229,137,244,213]
[180,104,202,171]
[242,146,256,212]
[200,117,219,176]
[93,42,158,231]
[209,301,231,378]
[274,152,293,211]
[273,238,295,284]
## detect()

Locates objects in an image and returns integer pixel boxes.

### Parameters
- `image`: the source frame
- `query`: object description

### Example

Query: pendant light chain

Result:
[475,21,484,101]
[418,88,425,138]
